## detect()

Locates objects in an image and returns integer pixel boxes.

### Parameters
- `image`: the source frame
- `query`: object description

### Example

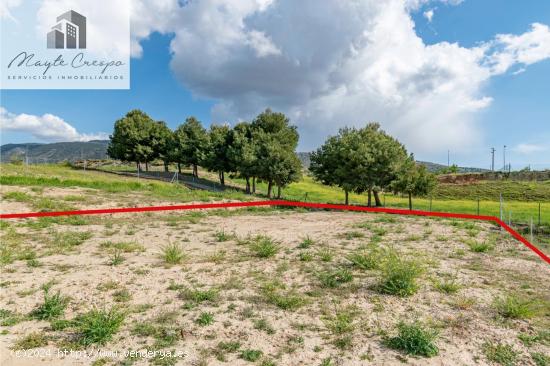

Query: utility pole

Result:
[491,147,495,171]
[503,145,507,171]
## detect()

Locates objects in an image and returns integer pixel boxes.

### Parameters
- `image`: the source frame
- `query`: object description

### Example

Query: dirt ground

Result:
[1,206,549,365]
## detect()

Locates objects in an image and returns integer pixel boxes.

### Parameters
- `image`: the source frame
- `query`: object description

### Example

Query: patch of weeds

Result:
[31,288,69,320]
[385,321,439,357]
[12,332,48,350]
[113,289,132,303]
[161,243,187,265]
[3,191,33,202]
[75,307,125,346]
[341,231,364,240]
[207,250,226,263]
[494,294,537,319]
[346,247,380,270]
[213,229,235,242]
[240,349,263,362]
[298,236,315,249]
[377,250,423,297]
[324,307,357,350]
[518,330,550,347]
[215,341,241,361]
[299,251,313,261]
[253,318,275,335]
[452,296,476,310]
[483,341,519,366]
[0,309,25,326]
[179,287,218,303]
[318,268,353,288]
[433,276,461,294]
[316,246,334,262]
[532,352,550,366]
[465,238,494,253]
[49,231,92,253]
[195,312,214,326]
[100,241,144,253]
[109,250,125,266]
[249,235,279,258]
[262,283,306,311]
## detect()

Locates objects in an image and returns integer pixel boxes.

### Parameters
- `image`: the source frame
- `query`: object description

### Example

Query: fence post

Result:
[499,193,503,229]
[477,199,480,215]
[508,211,512,226]
[539,202,542,227]
[530,217,534,243]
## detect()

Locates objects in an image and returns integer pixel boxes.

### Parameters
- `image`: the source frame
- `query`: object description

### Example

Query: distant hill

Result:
[1,141,488,173]
[0,140,109,163]
[297,152,486,173]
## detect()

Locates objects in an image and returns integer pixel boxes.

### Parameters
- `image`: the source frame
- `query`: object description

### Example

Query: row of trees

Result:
[310,123,436,208]
[107,109,302,198]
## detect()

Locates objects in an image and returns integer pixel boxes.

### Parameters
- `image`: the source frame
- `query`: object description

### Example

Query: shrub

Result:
[12,332,48,350]
[75,307,125,346]
[465,239,493,253]
[161,243,187,265]
[494,294,537,319]
[249,235,279,258]
[433,277,461,294]
[195,312,214,326]
[346,247,379,270]
[377,251,423,297]
[483,341,518,366]
[31,289,69,320]
[532,352,550,366]
[240,349,263,362]
[318,268,353,288]
[298,236,315,249]
[180,288,218,303]
[386,321,439,357]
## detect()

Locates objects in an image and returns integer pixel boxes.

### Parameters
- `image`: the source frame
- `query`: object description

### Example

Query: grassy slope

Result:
[1,163,549,226]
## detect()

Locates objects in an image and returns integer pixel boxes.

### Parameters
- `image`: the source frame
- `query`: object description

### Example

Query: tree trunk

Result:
[177,163,181,174]
[374,190,382,207]
[367,189,372,207]
[408,192,413,210]
[219,171,225,186]
[245,177,250,194]
[221,171,225,186]
[345,190,349,205]
[145,161,149,171]
[164,161,169,172]
[193,164,198,178]
[267,181,273,198]
[277,186,281,199]
[252,177,256,193]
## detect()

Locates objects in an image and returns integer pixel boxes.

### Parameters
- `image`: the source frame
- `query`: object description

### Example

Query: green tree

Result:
[227,122,257,193]
[357,123,408,207]
[107,110,158,171]
[173,117,209,178]
[310,128,366,205]
[251,109,302,198]
[204,124,232,186]
[152,121,174,172]
[391,155,437,210]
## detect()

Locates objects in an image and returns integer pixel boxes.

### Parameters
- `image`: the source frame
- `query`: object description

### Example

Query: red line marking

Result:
[1,200,548,265]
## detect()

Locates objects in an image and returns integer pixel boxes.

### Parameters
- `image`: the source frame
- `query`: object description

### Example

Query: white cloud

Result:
[0,107,108,142]
[484,23,550,75]
[126,0,549,155]
[512,143,548,155]
[0,0,22,21]
[423,9,434,22]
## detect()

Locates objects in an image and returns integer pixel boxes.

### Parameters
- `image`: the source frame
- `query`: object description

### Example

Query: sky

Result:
[1,0,550,170]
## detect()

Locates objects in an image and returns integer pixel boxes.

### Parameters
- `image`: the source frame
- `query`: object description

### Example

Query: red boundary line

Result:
[1,200,548,265]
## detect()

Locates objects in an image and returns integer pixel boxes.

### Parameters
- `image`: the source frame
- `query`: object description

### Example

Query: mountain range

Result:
[1,140,487,173]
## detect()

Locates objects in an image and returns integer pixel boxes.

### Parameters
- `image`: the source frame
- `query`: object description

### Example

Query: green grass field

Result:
[1,163,548,227]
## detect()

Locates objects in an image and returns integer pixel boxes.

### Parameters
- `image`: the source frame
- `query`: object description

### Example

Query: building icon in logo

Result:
[47,10,86,49]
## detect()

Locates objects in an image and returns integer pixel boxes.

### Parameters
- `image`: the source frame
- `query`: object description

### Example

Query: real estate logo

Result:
[47,10,87,49]
[0,0,130,90]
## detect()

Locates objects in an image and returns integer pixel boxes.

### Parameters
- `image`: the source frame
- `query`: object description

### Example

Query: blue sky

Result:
[1,0,550,170]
